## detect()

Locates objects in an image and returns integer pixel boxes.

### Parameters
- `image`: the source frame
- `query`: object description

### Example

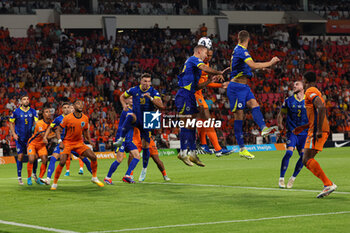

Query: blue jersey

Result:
[281,94,308,135]
[230,44,253,80]
[178,56,205,93]
[125,85,161,122]
[51,115,66,139]
[115,109,134,142]
[9,107,38,141]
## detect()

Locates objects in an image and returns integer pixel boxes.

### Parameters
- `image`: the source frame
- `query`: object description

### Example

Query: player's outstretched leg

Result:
[139,148,150,182]
[303,148,336,198]
[123,150,139,183]
[234,118,255,159]
[115,114,135,147]
[151,153,170,181]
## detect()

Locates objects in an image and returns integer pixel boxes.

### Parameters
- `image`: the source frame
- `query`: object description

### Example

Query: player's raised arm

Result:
[245,57,280,70]
[313,97,327,138]
[198,64,223,76]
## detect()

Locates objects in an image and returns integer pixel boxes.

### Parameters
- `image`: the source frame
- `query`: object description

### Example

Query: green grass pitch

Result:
[0,147,350,233]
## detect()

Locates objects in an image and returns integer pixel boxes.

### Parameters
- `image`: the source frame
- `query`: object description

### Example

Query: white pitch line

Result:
[1,178,350,195]
[88,211,350,233]
[0,220,79,233]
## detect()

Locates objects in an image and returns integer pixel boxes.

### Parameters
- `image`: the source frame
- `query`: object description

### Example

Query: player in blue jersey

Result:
[9,95,38,185]
[42,102,92,185]
[228,30,280,159]
[176,45,227,167]
[277,81,308,188]
[117,73,165,181]
[104,98,140,184]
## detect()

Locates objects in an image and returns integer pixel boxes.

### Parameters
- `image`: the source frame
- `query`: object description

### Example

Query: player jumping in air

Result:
[50,99,104,190]
[176,45,226,167]
[116,73,164,181]
[293,72,337,198]
[228,30,280,159]
[104,98,141,184]
[277,81,308,188]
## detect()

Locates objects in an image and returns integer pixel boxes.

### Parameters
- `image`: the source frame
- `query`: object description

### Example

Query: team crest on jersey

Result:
[81,122,85,127]
[39,127,42,131]
[29,149,32,153]
[17,148,20,152]
[29,114,32,117]
[20,115,23,117]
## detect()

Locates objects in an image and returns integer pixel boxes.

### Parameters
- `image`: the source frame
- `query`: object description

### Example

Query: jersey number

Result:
[25,119,28,125]
[297,109,301,117]
[140,98,145,105]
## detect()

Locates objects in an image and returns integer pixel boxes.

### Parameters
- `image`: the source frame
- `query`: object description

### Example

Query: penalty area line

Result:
[0,219,79,233]
[88,211,350,233]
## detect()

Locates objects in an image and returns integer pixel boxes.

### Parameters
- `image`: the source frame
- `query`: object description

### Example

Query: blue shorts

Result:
[53,144,79,157]
[227,82,255,112]
[175,89,198,115]
[286,132,307,153]
[118,141,138,153]
[15,139,28,155]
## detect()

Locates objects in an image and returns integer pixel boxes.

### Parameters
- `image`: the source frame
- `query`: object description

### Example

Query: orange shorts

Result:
[135,138,158,155]
[304,133,329,152]
[62,141,90,156]
[27,143,47,157]
[195,93,208,109]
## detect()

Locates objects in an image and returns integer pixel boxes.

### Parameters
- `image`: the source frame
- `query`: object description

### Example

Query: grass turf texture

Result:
[0,147,349,233]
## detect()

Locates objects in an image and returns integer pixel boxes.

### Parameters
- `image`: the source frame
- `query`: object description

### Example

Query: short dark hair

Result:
[238,30,250,43]
[73,99,82,104]
[141,73,152,79]
[62,102,70,107]
[20,95,29,100]
[42,103,51,111]
[304,71,316,83]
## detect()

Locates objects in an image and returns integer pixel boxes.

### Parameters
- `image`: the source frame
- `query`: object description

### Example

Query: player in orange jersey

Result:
[26,105,53,185]
[131,127,170,182]
[194,47,231,157]
[293,71,336,198]
[50,99,104,190]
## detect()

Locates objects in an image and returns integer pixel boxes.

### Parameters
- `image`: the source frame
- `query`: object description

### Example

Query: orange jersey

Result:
[60,113,89,143]
[195,62,222,97]
[305,87,330,136]
[28,119,50,147]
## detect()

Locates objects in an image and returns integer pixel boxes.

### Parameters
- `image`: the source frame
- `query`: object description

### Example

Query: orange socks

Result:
[78,158,84,168]
[162,170,167,176]
[91,160,97,177]
[27,163,33,178]
[39,164,47,178]
[207,127,222,151]
[306,158,332,186]
[54,164,64,184]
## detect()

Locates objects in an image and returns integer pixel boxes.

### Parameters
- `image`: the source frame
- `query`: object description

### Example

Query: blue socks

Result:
[142,148,150,168]
[82,157,92,174]
[121,114,134,138]
[251,106,266,130]
[188,129,196,151]
[280,150,293,177]
[126,158,139,176]
[293,152,304,177]
[180,128,196,150]
[180,128,189,150]
[16,160,23,177]
[47,157,57,178]
[107,160,120,178]
[234,120,245,148]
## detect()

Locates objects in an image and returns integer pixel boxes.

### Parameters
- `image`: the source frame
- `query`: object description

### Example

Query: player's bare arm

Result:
[9,121,18,141]
[143,93,165,110]
[56,126,64,150]
[277,110,286,131]
[313,97,327,138]
[198,63,223,76]
[293,123,310,135]
[120,92,130,111]
[43,125,54,144]
[245,57,280,69]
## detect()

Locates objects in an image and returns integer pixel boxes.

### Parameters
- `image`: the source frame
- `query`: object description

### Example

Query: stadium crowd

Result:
[0,23,350,154]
